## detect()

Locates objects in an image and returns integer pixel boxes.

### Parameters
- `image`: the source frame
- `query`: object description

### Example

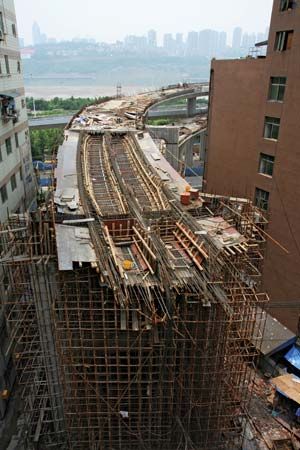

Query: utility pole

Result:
[116,84,122,99]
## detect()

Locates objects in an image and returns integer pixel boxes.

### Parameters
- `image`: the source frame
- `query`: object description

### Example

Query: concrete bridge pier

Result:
[183,139,194,168]
[179,128,207,171]
[187,97,197,117]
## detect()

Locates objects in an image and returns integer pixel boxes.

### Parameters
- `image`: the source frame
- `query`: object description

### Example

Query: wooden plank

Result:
[173,231,203,271]
[132,226,157,261]
[176,222,208,259]
[133,237,155,275]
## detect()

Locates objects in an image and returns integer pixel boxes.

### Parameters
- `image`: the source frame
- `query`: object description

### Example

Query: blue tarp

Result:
[184,166,204,177]
[33,160,54,171]
[284,345,300,370]
[39,178,52,187]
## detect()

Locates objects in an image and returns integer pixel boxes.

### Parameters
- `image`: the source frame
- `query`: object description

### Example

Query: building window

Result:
[11,24,16,37]
[280,0,295,11]
[0,12,4,33]
[255,188,270,211]
[0,147,2,162]
[17,61,21,73]
[269,77,286,101]
[15,132,19,148]
[19,167,23,181]
[259,154,275,176]
[275,31,294,51]
[10,174,17,191]
[5,137,12,155]
[4,55,10,74]
[264,116,280,140]
[0,184,8,204]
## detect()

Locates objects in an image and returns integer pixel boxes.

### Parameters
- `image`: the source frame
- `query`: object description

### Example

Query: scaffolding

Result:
[0,213,66,449]
[0,132,268,449]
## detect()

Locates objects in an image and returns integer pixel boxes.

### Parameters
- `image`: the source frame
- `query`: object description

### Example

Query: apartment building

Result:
[0,0,35,223]
[0,1,35,446]
[205,0,300,331]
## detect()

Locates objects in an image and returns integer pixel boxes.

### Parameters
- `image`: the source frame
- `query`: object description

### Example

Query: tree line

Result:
[26,96,104,112]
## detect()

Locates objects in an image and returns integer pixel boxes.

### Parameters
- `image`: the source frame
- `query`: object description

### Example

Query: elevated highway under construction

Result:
[0,84,268,450]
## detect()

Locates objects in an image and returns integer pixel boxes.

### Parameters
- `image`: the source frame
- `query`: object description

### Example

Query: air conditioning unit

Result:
[0,30,4,41]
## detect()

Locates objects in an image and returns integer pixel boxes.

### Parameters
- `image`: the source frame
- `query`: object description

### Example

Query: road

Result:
[28,115,73,129]
[29,107,208,129]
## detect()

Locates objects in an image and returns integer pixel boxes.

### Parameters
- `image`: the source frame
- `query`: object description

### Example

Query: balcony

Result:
[0,92,19,124]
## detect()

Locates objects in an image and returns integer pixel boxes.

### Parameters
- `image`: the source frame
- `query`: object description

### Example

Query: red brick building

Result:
[205,0,300,331]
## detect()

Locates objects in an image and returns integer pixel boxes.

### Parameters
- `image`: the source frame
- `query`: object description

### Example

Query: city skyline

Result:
[15,0,273,46]
[27,21,269,53]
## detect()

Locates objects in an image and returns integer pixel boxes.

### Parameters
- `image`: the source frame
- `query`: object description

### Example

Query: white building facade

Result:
[0,0,35,223]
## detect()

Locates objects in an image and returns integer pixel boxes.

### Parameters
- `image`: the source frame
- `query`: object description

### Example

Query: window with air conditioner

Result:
[275,30,294,51]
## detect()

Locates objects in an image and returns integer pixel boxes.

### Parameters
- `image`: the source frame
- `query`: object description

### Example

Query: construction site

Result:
[0,85,270,449]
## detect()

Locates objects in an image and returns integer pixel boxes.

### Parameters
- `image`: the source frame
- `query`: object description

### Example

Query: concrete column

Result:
[184,139,194,169]
[187,97,197,117]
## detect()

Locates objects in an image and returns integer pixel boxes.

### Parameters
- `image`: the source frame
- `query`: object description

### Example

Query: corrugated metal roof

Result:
[55,224,97,271]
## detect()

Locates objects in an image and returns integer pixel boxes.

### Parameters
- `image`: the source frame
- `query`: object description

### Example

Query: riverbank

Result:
[24,84,153,99]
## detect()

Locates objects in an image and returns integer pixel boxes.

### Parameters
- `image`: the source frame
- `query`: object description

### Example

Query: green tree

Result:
[30,128,64,159]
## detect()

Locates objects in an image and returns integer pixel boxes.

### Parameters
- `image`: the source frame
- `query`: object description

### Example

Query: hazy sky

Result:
[15,0,273,45]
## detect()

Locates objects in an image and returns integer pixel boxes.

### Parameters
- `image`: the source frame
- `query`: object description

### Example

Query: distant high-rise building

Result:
[32,21,42,45]
[176,33,183,45]
[148,29,157,48]
[175,33,184,55]
[241,32,250,49]
[186,31,198,55]
[209,30,219,57]
[163,33,174,53]
[232,27,242,49]
[18,37,24,48]
[125,35,147,51]
[218,31,227,54]
[198,29,219,58]
[198,30,208,56]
